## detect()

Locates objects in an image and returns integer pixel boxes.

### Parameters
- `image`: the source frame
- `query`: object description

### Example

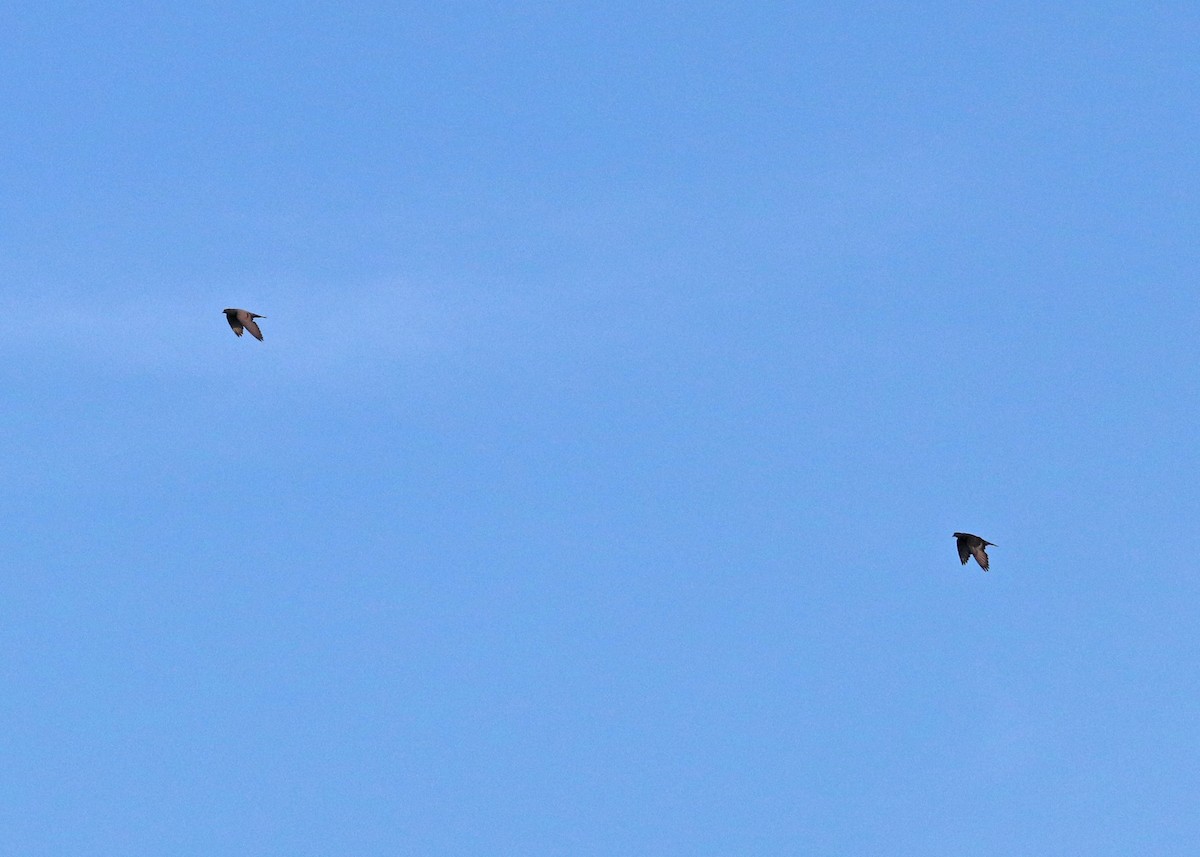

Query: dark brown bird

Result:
[953,532,994,571]
[223,308,266,341]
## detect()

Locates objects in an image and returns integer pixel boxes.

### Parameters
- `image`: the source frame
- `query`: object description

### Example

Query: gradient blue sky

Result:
[2,2,1198,854]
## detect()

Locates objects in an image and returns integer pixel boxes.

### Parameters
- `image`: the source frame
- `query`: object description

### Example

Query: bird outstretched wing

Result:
[224,308,265,340]
[241,313,264,341]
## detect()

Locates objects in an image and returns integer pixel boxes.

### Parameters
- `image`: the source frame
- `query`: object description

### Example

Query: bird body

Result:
[223,308,265,340]
[953,532,994,571]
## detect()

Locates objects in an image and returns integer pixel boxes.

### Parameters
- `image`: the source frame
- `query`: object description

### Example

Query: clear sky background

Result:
[1,2,1197,854]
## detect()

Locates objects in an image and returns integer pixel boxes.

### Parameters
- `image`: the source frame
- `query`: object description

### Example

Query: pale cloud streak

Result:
[0,276,487,384]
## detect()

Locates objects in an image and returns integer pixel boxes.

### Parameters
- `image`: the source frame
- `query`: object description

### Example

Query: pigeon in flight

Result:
[953,532,994,571]
[223,308,266,341]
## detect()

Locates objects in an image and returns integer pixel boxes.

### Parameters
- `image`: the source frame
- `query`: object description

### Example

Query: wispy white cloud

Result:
[0,276,482,383]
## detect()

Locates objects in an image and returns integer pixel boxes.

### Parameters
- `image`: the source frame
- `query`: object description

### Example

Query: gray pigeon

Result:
[223,308,265,341]
[953,532,994,571]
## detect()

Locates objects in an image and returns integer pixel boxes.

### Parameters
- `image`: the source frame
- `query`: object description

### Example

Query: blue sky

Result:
[2,2,1198,854]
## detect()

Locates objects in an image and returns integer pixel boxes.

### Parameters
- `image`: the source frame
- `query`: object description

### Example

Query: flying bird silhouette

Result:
[953,532,994,571]
[223,308,265,341]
